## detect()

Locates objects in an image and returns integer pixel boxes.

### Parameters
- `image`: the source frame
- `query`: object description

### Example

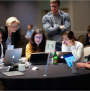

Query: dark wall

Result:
[0,1,38,31]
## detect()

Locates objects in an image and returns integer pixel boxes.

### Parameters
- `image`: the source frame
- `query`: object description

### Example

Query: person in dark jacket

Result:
[84,25,90,46]
[42,0,71,51]
[0,17,21,55]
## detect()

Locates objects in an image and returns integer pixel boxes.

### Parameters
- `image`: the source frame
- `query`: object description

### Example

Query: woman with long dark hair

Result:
[62,30,85,62]
[0,31,4,63]
[25,29,47,61]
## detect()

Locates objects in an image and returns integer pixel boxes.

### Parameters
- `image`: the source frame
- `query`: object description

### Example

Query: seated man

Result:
[25,24,34,40]
[0,17,21,55]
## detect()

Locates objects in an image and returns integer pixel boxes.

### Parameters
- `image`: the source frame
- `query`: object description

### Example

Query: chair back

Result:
[78,35,86,45]
[84,46,90,56]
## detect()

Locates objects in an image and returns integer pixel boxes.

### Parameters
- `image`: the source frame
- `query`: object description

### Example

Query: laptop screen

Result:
[4,48,22,66]
[30,52,49,65]
[63,53,76,67]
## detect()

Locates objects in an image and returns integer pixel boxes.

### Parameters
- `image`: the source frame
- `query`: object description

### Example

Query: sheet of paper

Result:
[2,71,25,76]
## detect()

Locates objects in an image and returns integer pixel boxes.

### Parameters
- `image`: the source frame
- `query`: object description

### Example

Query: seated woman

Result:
[0,17,21,55]
[25,29,47,61]
[0,31,4,64]
[84,25,90,46]
[62,30,85,62]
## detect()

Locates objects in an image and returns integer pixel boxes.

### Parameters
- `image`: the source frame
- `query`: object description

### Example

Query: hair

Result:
[63,30,78,41]
[28,24,33,28]
[87,25,90,33]
[0,31,2,57]
[6,17,20,26]
[29,29,47,52]
[50,0,60,5]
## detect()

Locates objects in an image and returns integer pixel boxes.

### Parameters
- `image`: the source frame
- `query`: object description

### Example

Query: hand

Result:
[25,36,28,39]
[60,25,65,29]
[62,41,68,46]
[1,58,4,62]
[50,27,53,28]
[86,61,90,64]
[67,40,74,47]
[77,63,86,68]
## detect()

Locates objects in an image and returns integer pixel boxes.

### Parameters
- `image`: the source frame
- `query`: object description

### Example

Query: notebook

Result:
[63,53,76,67]
[4,48,22,66]
[29,52,49,65]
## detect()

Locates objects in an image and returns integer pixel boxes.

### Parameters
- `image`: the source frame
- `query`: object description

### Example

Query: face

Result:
[28,25,32,30]
[50,2,60,15]
[0,33,2,44]
[8,21,18,33]
[62,34,70,44]
[34,34,43,46]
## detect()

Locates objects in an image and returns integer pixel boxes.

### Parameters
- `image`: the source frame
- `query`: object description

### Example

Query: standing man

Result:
[42,0,71,51]
[25,24,34,40]
[0,17,21,55]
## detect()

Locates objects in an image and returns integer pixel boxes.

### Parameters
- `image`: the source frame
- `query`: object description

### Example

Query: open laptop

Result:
[29,52,49,65]
[4,48,22,66]
[63,53,76,67]
[53,51,71,63]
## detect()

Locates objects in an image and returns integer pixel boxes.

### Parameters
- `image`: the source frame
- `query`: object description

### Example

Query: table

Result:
[0,62,90,90]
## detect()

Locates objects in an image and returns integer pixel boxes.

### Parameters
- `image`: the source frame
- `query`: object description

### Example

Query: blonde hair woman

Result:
[0,17,21,54]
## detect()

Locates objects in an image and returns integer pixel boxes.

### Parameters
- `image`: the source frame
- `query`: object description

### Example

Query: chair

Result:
[84,46,90,56]
[78,35,86,45]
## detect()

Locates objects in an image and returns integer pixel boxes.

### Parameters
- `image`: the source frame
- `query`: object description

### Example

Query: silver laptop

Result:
[4,48,22,66]
[30,52,49,65]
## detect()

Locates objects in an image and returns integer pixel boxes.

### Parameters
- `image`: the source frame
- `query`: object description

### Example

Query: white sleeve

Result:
[62,44,70,52]
[71,44,83,62]
[0,59,2,64]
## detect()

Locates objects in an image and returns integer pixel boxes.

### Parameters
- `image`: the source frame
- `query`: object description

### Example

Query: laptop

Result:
[4,48,22,66]
[54,51,71,63]
[63,53,76,67]
[29,52,49,65]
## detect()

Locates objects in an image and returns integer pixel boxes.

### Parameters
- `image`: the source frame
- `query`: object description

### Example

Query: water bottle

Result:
[72,60,77,73]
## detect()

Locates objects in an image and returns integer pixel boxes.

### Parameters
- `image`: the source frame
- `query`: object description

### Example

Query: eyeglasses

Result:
[10,26,18,28]
[63,38,69,41]
[35,36,42,39]
[50,5,58,8]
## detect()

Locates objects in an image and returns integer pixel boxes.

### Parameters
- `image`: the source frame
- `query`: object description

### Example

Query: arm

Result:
[25,31,29,38]
[0,59,3,64]
[0,27,7,55]
[71,43,83,62]
[42,15,60,35]
[26,43,32,61]
[62,43,70,52]
[59,13,71,34]
[77,62,90,69]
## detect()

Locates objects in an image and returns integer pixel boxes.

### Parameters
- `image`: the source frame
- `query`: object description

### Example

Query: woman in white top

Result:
[62,30,85,62]
[0,31,4,64]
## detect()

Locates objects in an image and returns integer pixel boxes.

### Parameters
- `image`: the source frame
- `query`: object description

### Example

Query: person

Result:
[62,30,85,62]
[0,31,4,64]
[42,0,71,51]
[25,24,34,40]
[84,25,90,46]
[25,29,47,61]
[77,61,90,69]
[0,17,21,55]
